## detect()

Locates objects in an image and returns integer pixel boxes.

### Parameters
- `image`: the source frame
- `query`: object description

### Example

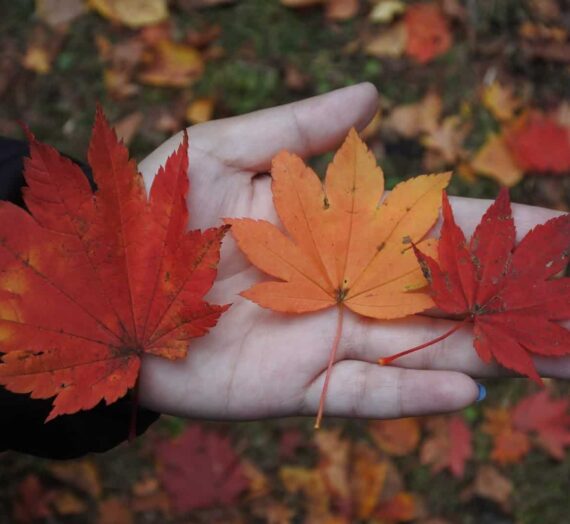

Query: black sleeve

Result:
[0,137,160,459]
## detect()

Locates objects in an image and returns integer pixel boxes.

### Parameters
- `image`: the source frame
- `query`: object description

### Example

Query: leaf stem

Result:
[315,304,345,429]
[378,317,469,366]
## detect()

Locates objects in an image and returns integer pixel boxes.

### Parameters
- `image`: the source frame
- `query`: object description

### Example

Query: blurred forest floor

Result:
[1,1,570,523]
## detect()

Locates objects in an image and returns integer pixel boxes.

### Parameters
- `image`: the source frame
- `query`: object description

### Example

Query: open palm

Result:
[137,83,569,422]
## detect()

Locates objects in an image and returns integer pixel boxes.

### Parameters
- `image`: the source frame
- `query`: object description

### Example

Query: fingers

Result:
[188,82,379,172]
[302,361,479,419]
[347,313,570,379]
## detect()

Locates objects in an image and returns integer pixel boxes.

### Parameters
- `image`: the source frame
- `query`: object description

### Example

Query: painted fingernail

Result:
[476,383,487,402]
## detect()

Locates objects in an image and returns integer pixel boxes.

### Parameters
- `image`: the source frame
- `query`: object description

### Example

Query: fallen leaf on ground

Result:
[422,115,470,164]
[114,112,144,145]
[156,425,249,513]
[375,491,421,521]
[0,109,228,420]
[512,390,570,459]
[139,40,204,87]
[464,465,512,513]
[383,92,442,139]
[482,82,521,122]
[370,418,421,456]
[506,112,570,173]
[369,0,406,24]
[88,0,168,28]
[227,129,450,426]
[385,189,570,382]
[470,133,523,187]
[364,22,408,58]
[186,97,215,124]
[404,3,452,64]
[482,408,531,464]
[421,416,472,478]
[13,475,54,523]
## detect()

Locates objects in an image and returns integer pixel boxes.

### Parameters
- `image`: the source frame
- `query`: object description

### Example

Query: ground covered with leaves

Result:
[1,1,570,523]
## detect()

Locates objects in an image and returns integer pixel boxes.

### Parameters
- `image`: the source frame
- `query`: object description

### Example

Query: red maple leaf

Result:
[0,108,228,421]
[421,415,472,478]
[381,189,570,382]
[156,425,250,513]
[404,3,453,64]
[506,112,570,174]
[512,390,570,460]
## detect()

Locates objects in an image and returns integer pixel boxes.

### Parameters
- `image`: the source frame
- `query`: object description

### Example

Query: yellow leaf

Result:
[482,82,521,122]
[23,46,52,74]
[369,0,406,23]
[364,22,408,58]
[139,40,204,87]
[471,134,523,187]
[88,0,168,28]
[186,98,215,124]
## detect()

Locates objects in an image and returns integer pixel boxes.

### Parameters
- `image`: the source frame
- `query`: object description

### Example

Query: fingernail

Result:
[476,383,487,402]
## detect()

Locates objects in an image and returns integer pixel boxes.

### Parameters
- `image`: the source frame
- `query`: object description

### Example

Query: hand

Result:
[137,83,569,422]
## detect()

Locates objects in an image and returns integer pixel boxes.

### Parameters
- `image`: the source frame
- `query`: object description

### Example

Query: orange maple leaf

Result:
[226,129,450,427]
[0,108,228,421]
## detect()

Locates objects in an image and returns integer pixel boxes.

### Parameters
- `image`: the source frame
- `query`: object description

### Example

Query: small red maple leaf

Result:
[506,112,570,174]
[0,108,228,421]
[512,390,570,460]
[381,189,570,382]
[156,425,249,513]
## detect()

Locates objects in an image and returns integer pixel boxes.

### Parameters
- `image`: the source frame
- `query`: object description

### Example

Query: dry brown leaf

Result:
[22,26,63,74]
[139,40,204,87]
[35,0,86,29]
[471,134,523,186]
[114,112,144,145]
[466,465,513,513]
[88,0,168,28]
[482,82,521,122]
[364,22,407,58]
[186,97,215,124]
[383,92,442,138]
[528,0,561,21]
[370,418,421,456]
[422,115,470,164]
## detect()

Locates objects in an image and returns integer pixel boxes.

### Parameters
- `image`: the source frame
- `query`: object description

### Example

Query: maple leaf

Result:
[369,418,421,456]
[156,425,250,513]
[512,390,570,460]
[226,129,450,427]
[0,108,228,421]
[381,188,570,382]
[420,416,472,478]
[505,112,570,173]
[404,3,453,64]
[482,407,531,465]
